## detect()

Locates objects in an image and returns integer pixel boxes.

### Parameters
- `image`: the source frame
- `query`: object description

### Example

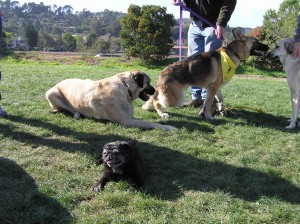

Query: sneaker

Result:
[0,106,8,117]
[182,99,204,108]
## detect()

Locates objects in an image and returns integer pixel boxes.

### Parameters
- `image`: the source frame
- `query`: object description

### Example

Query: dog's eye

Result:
[113,149,121,154]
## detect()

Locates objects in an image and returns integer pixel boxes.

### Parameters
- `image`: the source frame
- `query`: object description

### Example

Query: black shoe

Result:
[183,99,204,108]
[0,106,8,117]
[198,101,217,117]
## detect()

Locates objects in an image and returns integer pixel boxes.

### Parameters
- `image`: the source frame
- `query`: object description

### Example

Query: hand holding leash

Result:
[215,25,225,40]
[292,42,300,58]
[171,0,182,6]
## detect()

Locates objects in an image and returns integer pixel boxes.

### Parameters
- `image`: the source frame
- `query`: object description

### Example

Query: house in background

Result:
[10,36,26,49]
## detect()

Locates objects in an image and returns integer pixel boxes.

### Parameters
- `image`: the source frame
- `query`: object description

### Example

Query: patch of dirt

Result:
[235,74,286,82]
[11,51,287,81]
[13,51,124,65]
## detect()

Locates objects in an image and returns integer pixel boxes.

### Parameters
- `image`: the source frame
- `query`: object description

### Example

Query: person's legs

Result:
[0,105,7,117]
[196,27,223,116]
[0,16,7,117]
[200,27,223,100]
[0,15,2,49]
[0,66,7,117]
[187,21,205,105]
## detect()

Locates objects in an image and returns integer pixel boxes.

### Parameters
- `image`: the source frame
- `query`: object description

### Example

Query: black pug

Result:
[93,140,145,191]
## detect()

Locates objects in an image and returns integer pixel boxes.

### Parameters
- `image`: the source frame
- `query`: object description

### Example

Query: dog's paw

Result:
[285,120,297,129]
[92,186,103,192]
[204,114,218,121]
[74,112,81,119]
[209,117,218,121]
[160,113,170,118]
[162,125,178,131]
[219,110,227,116]
[285,124,296,129]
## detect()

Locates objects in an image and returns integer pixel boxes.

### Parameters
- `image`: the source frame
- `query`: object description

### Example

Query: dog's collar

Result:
[226,47,241,60]
[223,43,241,60]
[120,78,133,100]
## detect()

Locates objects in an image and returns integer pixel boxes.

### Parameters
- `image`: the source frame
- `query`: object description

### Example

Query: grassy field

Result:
[0,54,299,223]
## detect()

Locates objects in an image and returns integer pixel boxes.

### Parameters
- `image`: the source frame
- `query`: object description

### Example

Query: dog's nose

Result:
[266,51,274,58]
[262,51,268,57]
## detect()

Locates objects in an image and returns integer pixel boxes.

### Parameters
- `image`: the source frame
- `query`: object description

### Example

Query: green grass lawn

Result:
[0,56,299,223]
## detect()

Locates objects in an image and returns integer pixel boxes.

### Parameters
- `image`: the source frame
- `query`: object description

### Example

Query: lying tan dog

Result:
[268,38,300,129]
[143,28,269,120]
[45,71,176,130]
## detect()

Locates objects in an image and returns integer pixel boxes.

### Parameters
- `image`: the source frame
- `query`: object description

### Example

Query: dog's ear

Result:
[133,72,145,88]
[95,157,103,166]
[284,42,294,55]
[232,28,247,41]
[121,140,137,150]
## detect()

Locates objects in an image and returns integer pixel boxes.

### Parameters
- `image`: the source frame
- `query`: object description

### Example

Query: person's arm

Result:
[0,11,3,50]
[293,15,300,58]
[215,0,236,39]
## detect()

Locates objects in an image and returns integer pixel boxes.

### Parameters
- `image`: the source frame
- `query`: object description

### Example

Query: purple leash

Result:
[178,3,216,60]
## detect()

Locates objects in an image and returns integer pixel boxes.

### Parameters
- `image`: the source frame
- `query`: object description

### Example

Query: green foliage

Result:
[63,32,77,51]
[1,31,8,50]
[120,4,175,65]
[24,23,38,50]
[1,1,125,37]
[38,32,56,51]
[250,0,300,70]
[86,32,97,48]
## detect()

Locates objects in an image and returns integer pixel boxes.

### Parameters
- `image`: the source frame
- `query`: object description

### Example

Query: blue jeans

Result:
[0,15,2,50]
[188,21,223,100]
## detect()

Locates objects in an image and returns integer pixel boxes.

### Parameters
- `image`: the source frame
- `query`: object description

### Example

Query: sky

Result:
[15,0,284,28]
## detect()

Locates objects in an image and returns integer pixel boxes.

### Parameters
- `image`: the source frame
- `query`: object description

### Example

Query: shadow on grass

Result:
[226,108,299,132]
[0,157,74,223]
[168,107,298,132]
[1,115,299,205]
[143,144,300,203]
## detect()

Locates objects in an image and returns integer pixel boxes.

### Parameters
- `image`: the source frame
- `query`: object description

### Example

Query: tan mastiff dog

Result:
[46,70,176,130]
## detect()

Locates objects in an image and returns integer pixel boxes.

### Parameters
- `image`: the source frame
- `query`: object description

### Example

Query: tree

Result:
[263,0,299,44]
[24,23,38,50]
[86,32,97,48]
[1,31,9,50]
[38,32,56,50]
[75,35,86,52]
[120,4,175,65]
[109,38,123,53]
[249,0,300,70]
[63,32,76,51]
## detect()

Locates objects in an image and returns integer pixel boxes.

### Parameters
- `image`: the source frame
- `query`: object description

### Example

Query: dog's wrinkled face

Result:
[267,38,294,59]
[102,141,131,168]
[132,71,155,101]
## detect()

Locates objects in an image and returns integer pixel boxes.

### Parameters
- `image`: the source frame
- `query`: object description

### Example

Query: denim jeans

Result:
[188,20,223,100]
[0,16,2,50]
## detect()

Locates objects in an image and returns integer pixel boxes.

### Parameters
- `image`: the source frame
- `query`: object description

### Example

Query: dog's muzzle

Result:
[139,85,155,101]
[250,42,269,56]
[266,49,278,59]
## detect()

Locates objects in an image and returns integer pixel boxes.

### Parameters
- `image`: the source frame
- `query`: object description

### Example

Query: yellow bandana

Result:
[220,50,237,82]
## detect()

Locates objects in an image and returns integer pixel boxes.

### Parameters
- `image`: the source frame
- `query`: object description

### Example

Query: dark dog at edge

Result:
[143,28,269,120]
[93,140,145,191]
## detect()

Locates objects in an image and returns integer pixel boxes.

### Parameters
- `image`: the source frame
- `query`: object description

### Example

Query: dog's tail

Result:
[142,95,155,111]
